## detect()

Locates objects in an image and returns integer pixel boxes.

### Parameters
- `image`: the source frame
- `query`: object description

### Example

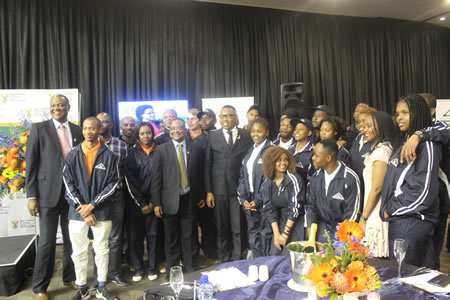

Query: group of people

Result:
[25,93,449,300]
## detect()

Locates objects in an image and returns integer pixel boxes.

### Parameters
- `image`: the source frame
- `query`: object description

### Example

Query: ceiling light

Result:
[440,16,446,21]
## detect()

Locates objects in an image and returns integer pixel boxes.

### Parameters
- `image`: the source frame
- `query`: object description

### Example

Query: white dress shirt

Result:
[247,140,266,193]
[222,126,238,144]
[52,118,73,148]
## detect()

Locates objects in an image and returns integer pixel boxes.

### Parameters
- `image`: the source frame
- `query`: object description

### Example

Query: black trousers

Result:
[32,198,75,293]
[214,195,242,261]
[127,201,159,274]
[163,194,194,273]
[192,205,218,259]
[388,217,435,268]
[243,209,264,257]
[432,214,448,270]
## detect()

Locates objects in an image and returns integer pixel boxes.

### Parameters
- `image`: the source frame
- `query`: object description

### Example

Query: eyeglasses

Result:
[219,114,236,119]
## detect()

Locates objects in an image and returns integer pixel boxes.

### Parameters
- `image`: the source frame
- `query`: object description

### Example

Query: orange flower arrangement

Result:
[303,221,381,298]
[0,119,30,197]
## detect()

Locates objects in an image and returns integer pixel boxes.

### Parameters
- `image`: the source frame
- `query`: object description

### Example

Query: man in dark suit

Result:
[205,105,253,262]
[26,94,83,300]
[151,118,205,277]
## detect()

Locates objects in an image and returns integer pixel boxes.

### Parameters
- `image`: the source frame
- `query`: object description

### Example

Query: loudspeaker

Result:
[280,82,306,118]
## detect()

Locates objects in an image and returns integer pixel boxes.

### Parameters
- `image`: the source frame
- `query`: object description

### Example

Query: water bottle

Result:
[197,275,214,300]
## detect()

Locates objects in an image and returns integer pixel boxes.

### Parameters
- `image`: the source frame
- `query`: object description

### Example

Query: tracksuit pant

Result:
[69,220,112,286]
[127,202,159,274]
[388,217,434,268]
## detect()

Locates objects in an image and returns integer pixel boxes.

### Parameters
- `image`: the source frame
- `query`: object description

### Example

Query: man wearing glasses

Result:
[205,105,252,262]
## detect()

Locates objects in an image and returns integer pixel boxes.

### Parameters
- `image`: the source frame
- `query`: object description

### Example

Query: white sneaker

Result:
[246,250,254,260]
[132,274,143,282]
[147,272,158,281]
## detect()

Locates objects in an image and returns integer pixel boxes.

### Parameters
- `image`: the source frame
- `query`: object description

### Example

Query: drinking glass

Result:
[394,238,406,278]
[170,266,184,300]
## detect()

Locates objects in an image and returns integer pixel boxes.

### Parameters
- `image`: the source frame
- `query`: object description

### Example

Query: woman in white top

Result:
[359,111,401,257]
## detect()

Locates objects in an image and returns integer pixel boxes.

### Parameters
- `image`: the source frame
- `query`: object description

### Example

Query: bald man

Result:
[155,109,178,145]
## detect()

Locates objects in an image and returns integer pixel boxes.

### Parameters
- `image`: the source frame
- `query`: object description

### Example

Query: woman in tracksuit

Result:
[237,118,273,258]
[124,122,159,282]
[349,107,375,209]
[258,146,305,256]
[380,94,441,268]
[319,116,351,166]
[289,118,315,183]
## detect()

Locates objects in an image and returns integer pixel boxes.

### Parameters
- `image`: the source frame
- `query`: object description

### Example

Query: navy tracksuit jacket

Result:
[63,143,119,221]
[421,122,450,268]
[289,140,315,182]
[259,171,306,256]
[124,143,160,273]
[380,141,441,268]
[305,162,360,243]
[237,140,273,257]
[349,134,373,210]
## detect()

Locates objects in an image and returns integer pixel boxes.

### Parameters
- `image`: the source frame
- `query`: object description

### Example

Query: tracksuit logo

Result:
[296,161,304,168]
[94,163,106,170]
[389,158,399,167]
[257,158,263,164]
[332,192,344,200]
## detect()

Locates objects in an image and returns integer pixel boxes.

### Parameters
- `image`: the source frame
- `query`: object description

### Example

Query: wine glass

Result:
[394,238,406,278]
[170,266,184,300]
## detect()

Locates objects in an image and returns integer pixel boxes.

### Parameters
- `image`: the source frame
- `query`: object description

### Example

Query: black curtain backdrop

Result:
[1,0,450,135]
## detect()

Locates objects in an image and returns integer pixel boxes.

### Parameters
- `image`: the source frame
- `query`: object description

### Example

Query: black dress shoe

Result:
[111,275,130,286]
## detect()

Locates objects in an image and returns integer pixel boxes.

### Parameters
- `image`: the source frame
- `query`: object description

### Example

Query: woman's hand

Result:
[279,233,288,247]
[273,232,282,250]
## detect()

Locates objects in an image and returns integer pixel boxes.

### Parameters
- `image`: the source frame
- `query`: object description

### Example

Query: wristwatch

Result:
[361,215,368,222]
[414,130,424,141]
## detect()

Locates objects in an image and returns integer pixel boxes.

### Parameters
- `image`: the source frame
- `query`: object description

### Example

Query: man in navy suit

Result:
[151,118,205,277]
[26,95,83,300]
[205,105,253,262]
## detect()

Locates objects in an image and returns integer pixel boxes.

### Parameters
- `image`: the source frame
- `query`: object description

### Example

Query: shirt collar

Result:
[223,126,238,135]
[254,139,267,149]
[52,118,69,129]
[324,161,342,177]
[172,138,186,148]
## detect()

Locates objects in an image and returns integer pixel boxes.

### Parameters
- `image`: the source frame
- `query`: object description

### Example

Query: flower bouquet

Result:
[303,220,381,299]
[0,119,31,197]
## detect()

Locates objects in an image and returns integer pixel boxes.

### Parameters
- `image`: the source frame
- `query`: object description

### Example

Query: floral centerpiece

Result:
[0,118,31,197]
[303,220,381,299]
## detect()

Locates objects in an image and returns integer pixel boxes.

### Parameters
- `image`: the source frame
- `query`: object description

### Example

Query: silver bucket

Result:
[287,241,325,287]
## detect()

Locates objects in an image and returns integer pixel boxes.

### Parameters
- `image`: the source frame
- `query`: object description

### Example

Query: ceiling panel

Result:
[197,0,450,27]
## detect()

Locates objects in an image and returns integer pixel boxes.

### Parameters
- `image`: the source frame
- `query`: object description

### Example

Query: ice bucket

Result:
[287,241,325,287]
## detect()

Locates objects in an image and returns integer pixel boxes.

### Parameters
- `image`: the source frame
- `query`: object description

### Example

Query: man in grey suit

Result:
[26,95,83,300]
[151,118,205,278]
[205,105,253,262]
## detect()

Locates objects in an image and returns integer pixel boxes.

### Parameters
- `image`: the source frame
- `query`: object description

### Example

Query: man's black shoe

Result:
[111,275,129,286]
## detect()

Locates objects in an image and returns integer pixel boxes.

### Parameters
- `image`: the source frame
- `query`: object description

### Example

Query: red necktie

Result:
[57,124,71,159]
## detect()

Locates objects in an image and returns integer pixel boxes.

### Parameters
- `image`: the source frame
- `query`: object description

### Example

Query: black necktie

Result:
[227,130,233,148]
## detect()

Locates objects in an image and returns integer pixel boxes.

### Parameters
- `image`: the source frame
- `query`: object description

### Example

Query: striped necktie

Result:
[57,124,71,159]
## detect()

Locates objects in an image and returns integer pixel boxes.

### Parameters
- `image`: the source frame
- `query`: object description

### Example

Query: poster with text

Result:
[436,99,450,125]
[0,89,79,237]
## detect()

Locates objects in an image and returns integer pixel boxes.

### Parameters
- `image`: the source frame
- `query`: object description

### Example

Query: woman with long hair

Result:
[380,94,441,268]
[319,116,351,166]
[125,122,160,281]
[359,111,401,257]
[259,146,305,256]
